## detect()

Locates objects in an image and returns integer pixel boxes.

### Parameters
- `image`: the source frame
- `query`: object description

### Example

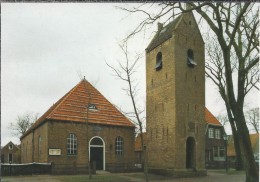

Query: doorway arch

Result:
[186,137,196,169]
[89,136,105,170]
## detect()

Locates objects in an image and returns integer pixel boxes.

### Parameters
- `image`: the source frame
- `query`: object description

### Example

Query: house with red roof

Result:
[20,79,136,174]
[205,108,226,169]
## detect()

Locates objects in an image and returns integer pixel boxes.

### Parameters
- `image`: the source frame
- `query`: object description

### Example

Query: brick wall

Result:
[146,11,206,174]
[21,132,33,163]
[21,119,135,173]
[21,122,48,163]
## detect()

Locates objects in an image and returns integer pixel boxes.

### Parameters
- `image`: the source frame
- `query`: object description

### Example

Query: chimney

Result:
[157,22,163,32]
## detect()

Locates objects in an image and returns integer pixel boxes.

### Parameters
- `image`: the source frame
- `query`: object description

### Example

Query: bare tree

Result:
[204,32,245,170]
[107,42,148,182]
[118,2,259,182]
[217,114,229,128]
[245,108,259,134]
[9,112,38,137]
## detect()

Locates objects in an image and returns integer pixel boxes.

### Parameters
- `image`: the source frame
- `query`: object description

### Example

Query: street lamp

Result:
[223,133,228,173]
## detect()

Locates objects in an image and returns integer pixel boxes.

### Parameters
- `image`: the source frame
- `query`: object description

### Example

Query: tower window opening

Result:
[155,52,163,71]
[187,49,197,68]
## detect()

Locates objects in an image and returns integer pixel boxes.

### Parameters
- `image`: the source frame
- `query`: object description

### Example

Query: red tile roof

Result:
[205,108,222,126]
[21,79,135,139]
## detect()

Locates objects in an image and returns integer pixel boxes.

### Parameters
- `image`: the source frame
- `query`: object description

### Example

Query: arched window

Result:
[115,136,124,155]
[67,133,77,155]
[187,49,197,68]
[155,52,163,71]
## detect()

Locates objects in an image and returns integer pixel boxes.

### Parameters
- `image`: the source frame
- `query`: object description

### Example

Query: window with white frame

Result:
[215,129,221,139]
[208,128,214,138]
[67,133,77,155]
[115,136,124,156]
[213,146,225,161]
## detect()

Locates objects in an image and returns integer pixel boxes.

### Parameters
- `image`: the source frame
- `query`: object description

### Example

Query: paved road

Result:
[1,170,246,182]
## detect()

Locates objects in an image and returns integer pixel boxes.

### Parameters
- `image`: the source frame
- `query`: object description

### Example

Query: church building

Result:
[146,9,206,176]
[20,79,136,174]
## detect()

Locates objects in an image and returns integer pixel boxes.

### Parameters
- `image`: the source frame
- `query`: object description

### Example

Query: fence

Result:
[51,163,92,175]
[1,163,52,176]
[1,162,142,176]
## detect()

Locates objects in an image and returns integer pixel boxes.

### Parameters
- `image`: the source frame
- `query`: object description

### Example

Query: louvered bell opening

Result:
[155,60,162,71]
[187,57,197,68]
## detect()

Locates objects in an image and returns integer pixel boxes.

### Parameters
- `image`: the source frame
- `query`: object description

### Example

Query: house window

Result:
[213,146,225,161]
[67,133,77,155]
[9,144,13,150]
[155,52,162,71]
[115,136,123,156]
[187,49,197,68]
[215,129,221,139]
[208,128,214,138]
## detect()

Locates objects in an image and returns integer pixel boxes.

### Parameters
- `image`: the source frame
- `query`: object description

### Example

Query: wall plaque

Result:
[49,149,61,156]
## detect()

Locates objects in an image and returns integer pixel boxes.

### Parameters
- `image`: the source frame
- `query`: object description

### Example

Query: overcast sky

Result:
[1,3,258,146]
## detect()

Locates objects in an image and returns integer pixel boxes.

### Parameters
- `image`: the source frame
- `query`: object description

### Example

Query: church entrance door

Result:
[186,137,195,169]
[89,137,105,170]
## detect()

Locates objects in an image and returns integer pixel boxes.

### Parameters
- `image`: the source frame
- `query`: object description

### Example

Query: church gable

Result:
[174,11,204,45]
[146,11,204,54]
[21,79,134,139]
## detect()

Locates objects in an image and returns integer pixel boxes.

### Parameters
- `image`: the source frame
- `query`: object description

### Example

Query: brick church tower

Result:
[146,10,206,176]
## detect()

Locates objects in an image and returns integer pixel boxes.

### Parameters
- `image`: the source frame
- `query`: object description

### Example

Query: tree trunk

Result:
[234,111,259,182]
[222,92,244,170]
[229,118,244,170]
[233,131,244,170]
